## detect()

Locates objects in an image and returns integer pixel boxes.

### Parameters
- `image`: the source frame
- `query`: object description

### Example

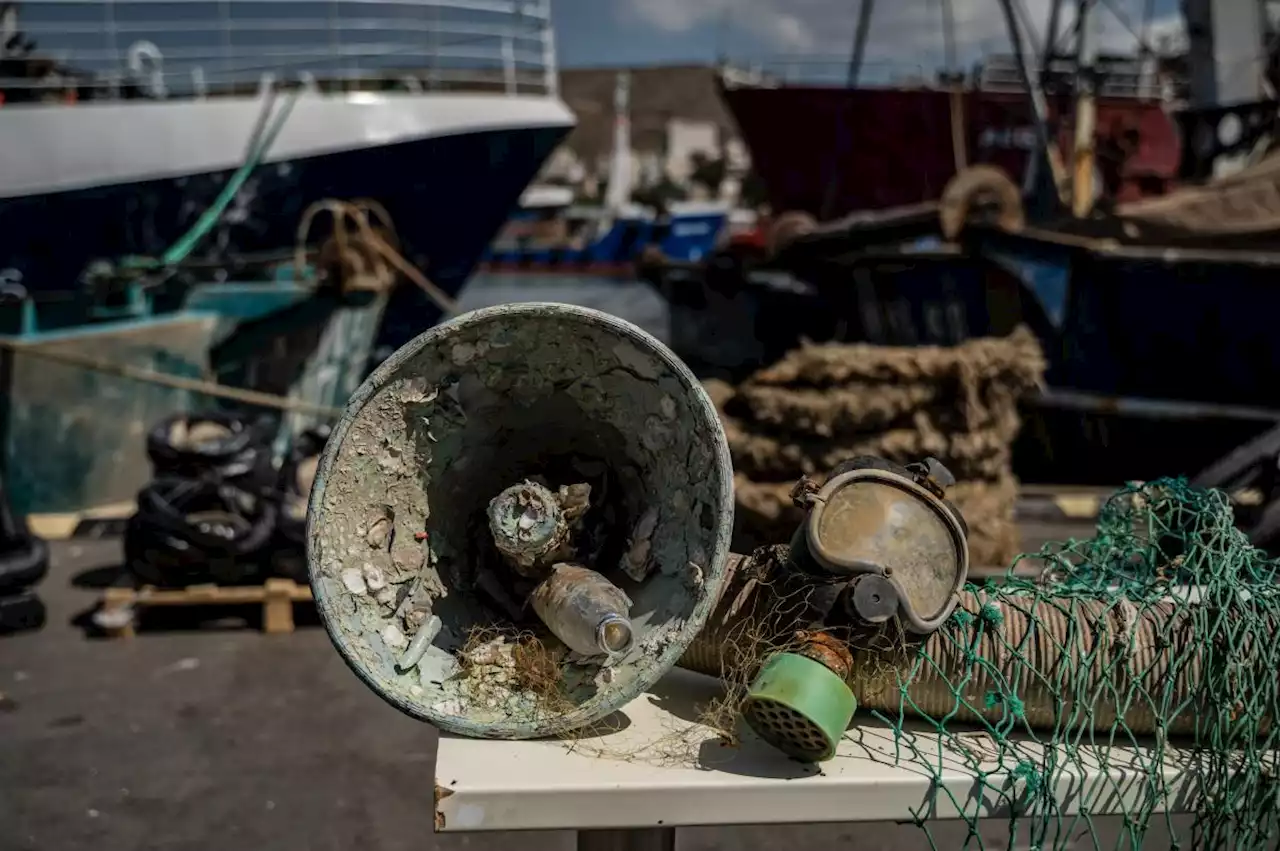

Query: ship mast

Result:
[1040,0,1065,75]
[1184,0,1267,108]
[603,69,633,213]
[995,0,1069,200]
[817,0,876,221]
[846,0,875,86]
[1071,0,1099,217]
[1180,0,1271,177]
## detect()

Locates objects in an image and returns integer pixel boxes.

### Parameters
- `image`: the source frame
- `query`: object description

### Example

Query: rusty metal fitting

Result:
[794,629,855,682]
[487,480,570,577]
[790,475,822,509]
[904,456,956,498]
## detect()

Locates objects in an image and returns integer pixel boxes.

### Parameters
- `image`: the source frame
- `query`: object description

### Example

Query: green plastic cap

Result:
[742,651,857,762]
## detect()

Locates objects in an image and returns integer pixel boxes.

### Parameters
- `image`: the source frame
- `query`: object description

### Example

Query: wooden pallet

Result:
[97,579,314,638]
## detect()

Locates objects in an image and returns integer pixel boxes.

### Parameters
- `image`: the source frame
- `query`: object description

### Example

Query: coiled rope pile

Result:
[709,327,1045,566]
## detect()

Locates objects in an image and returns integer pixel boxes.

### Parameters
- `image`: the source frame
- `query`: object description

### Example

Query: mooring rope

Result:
[0,191,458,420]
[0,338,343,417]
[293,198,458,313]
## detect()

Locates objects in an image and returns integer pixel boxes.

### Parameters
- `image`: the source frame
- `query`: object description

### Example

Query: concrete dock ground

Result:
[1,515,1128,851]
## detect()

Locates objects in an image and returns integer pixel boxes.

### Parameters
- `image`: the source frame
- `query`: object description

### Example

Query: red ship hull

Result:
[721,84,1182,218]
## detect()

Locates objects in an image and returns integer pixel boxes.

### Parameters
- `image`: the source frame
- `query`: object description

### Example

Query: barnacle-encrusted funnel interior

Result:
[308,303,734,739]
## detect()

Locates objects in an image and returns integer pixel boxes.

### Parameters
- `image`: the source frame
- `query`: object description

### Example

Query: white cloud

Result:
[773,13,813,50]
[621,0,1185,68]
[620,0,832,53]
[624,0,727,35]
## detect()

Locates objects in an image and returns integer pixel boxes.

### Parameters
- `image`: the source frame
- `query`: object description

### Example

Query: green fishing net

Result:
[873,479,1280,850]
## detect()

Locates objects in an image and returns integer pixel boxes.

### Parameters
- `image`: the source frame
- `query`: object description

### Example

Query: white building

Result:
[663,118,720,184]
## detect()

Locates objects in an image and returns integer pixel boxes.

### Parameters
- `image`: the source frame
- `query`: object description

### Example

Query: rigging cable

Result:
[159,85,301,268]
[846,0,875,87]
[938,0,968,172]
[1041,0,1065,72]
[995,0,1070,200]
[819,0,876,221]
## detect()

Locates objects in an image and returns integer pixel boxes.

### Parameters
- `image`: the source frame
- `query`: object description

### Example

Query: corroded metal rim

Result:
[306,302,736,738]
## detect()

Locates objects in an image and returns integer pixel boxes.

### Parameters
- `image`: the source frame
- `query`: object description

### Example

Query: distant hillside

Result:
[558,65,737,163]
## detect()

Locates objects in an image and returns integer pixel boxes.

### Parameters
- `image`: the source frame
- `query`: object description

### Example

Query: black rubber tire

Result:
[146,412,275,492]
[271,424,330,580]
[270,550,310,584]
[0,471,49,595]
[0,532,49,595]
[0,590,46,634]
[125,477,278,587]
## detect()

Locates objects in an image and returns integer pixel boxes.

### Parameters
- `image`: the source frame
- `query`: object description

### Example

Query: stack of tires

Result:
[124,413,331,588]
[0,474,50,634]
[125,413,279,587]
[271,424,330,583]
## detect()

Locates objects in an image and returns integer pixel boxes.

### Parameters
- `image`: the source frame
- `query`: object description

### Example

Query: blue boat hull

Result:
[975,230,1280,411]
[1,123,570,348]
[647,237,1280,485]
[482,209,727,271]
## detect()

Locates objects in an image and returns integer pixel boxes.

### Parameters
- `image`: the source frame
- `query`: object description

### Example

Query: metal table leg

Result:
[577,827,677,851]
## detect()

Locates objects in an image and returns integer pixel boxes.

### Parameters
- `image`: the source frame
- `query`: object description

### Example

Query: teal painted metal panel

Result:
[1,281,388,516]
[1,314,218,515]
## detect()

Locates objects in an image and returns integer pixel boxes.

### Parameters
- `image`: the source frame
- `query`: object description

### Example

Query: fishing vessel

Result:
[483,186,729,272]
[645,0,1280,487]
[0,0,574,341]
[719,50,1184,220]
[0,0,576,516]
[481,70,728,272]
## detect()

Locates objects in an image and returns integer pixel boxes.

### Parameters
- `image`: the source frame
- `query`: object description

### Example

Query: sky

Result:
[553,0,1189,71]
[8,0,1193,88]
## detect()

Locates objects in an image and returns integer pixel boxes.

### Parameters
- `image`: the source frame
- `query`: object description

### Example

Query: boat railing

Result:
[719,57,931,89]
[0,0,558,100]
[720,51,1176,100]
[978,54,1168,100]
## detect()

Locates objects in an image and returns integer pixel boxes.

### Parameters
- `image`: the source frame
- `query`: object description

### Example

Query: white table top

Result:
[434,667,1197,833]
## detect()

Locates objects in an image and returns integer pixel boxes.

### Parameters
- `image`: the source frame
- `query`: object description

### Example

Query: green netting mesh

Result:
[875,478,1280,850]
